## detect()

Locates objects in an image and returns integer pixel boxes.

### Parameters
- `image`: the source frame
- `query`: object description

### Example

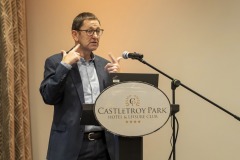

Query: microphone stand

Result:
[133,57,240,160]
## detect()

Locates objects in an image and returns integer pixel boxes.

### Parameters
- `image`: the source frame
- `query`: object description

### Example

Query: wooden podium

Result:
[82,73,160,160]
[118,136,143,160]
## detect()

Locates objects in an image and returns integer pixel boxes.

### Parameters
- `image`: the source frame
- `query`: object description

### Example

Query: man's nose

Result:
[92,31,99,38]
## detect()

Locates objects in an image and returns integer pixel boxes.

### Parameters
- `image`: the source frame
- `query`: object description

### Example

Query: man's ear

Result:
[71,30,79,41]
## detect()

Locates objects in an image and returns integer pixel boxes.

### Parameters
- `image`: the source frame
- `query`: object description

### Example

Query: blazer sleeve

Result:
[39,54,70,105]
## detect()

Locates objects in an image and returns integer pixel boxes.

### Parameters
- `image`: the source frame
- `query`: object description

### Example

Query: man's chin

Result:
[90,46,98,51]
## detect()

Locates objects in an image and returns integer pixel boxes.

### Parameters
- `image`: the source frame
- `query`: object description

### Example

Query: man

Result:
[40,12,121,160]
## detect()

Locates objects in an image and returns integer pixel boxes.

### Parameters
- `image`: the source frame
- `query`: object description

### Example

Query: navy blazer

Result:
[40,53,118,160]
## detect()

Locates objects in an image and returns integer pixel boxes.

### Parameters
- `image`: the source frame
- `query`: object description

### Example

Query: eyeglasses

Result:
[77,29,104,36]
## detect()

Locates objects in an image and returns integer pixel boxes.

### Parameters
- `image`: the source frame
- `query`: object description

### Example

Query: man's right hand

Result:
[61,44,81,65]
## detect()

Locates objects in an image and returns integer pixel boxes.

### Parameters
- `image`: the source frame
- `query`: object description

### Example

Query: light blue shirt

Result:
[77,57,100,104]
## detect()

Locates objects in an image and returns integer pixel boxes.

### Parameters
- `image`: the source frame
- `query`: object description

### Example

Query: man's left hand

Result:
[104,54,122,73]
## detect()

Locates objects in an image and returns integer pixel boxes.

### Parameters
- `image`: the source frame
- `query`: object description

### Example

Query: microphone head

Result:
[122,51,129,59]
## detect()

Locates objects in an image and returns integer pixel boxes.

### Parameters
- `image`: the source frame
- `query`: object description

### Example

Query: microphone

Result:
[122,51,144,59]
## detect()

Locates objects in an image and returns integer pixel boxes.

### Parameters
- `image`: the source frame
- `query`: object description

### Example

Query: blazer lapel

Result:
[94,57,105,92]
[70,63,85,104]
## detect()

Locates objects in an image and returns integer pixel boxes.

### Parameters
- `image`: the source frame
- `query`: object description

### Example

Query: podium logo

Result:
[125,95,140,107]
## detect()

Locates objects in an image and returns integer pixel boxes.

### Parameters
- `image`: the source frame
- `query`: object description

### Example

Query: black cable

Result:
[168,116,179,160]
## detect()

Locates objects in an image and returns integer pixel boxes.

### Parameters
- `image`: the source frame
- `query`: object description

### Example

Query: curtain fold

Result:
[0,0,32,159]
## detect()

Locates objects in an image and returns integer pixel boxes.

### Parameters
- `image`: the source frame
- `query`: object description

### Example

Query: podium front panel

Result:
[94,81,171,137]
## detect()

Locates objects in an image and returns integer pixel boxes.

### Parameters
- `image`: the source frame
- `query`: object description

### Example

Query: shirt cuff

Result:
[61,61,72,70]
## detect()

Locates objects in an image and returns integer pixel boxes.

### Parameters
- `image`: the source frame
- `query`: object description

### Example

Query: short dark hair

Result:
[71,12,100,30]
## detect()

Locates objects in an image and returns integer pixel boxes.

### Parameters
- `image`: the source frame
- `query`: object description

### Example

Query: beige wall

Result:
[26,0,240,159]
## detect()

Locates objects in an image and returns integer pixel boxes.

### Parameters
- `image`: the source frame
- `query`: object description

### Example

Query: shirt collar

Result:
[79,53,95,64]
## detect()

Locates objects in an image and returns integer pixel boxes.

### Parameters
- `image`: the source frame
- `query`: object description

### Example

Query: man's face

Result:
[75,19,101,53]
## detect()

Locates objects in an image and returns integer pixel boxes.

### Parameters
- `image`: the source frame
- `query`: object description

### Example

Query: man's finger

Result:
[108,53,116,63]
[72,43,80,52]
[109,53,122,64]
[116,57,122,63]
[61,50,67,57]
